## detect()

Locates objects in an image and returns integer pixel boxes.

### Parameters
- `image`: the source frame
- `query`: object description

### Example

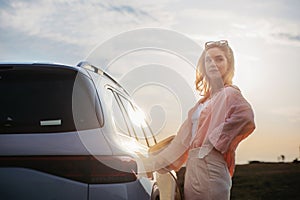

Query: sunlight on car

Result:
[120,137,146,153]
[0,62,173,200]
[128,106,147,128]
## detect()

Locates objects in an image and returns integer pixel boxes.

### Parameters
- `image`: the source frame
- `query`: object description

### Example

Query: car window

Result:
[108,90,131,137]
[118,95,146,141]
[141,121,157,147]
[0,66,102,134]
[108,88,156,147]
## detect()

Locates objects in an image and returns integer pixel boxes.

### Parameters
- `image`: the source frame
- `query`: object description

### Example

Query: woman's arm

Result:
[208,88,255,154]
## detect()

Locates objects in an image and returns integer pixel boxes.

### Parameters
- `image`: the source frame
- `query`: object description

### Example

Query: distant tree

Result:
[278,155,285,162]
[249,160,261,164]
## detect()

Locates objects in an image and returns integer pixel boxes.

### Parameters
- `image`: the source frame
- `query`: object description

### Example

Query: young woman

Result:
[144,40,255,200]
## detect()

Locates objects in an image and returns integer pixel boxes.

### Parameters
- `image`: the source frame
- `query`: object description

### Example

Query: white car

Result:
[0,62,177,200]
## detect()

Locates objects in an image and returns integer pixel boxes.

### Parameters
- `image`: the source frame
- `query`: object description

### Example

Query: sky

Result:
[1,0,300,164]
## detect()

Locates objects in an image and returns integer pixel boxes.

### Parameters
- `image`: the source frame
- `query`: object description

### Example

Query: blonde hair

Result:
[195,42,235,99]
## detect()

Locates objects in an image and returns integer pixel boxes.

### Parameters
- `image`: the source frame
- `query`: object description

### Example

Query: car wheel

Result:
[151,184,160,200]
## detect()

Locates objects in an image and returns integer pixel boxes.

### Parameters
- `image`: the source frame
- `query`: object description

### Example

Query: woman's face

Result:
[204,47,229,80]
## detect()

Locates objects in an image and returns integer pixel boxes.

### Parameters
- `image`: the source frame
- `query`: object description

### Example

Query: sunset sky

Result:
[1,0,300,164]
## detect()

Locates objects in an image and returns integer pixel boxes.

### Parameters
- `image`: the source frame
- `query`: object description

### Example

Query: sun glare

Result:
[128,105,147,128]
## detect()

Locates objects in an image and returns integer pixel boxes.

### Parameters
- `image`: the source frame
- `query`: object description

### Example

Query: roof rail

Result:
[77,61,124,90]
[77,61,104,75]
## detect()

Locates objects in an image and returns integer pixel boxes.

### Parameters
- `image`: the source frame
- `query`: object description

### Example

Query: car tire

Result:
[151,184,160,200]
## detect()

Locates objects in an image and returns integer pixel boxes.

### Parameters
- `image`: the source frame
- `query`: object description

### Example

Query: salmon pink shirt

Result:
[153,86,255,177]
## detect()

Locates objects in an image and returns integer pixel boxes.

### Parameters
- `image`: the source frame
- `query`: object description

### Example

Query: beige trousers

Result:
[184,148,232,200]
[157,171,177,200]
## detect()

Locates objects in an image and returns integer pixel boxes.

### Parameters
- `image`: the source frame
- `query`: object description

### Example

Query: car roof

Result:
[0,62,80,71]
[0,62,130,96]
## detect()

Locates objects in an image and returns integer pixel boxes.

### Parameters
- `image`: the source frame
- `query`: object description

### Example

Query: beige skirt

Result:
[184,148,232,200]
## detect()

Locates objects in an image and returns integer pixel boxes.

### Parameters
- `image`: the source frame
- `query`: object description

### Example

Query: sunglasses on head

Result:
[205,40,228,50]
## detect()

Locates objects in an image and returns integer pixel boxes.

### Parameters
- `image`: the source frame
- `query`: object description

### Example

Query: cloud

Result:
[174,0,300,47]
[229,18,300,46]
[0,0,173,48]
[2,0,299,50]
[273,32,300,42]
[1,0,300,64]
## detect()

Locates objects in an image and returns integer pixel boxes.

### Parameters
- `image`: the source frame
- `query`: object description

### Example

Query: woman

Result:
[144,40,255,200]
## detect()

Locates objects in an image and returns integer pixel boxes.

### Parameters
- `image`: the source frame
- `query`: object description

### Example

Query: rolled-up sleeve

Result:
[208,90,256,154]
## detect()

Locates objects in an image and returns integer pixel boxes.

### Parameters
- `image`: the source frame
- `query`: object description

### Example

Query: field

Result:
[231,162,300,200]
[176,162,300,200]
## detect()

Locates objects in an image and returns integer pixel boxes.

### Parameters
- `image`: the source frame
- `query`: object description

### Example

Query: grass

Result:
[176,162,300,200]
[231,162,300,200]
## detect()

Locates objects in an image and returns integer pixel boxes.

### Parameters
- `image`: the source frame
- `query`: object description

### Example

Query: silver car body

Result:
[0,63,174,200]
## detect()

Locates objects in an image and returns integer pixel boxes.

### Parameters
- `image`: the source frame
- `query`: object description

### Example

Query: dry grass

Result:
[231,162,300,200]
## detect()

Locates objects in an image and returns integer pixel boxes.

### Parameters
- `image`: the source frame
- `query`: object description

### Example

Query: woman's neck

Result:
[210,79,224,95]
